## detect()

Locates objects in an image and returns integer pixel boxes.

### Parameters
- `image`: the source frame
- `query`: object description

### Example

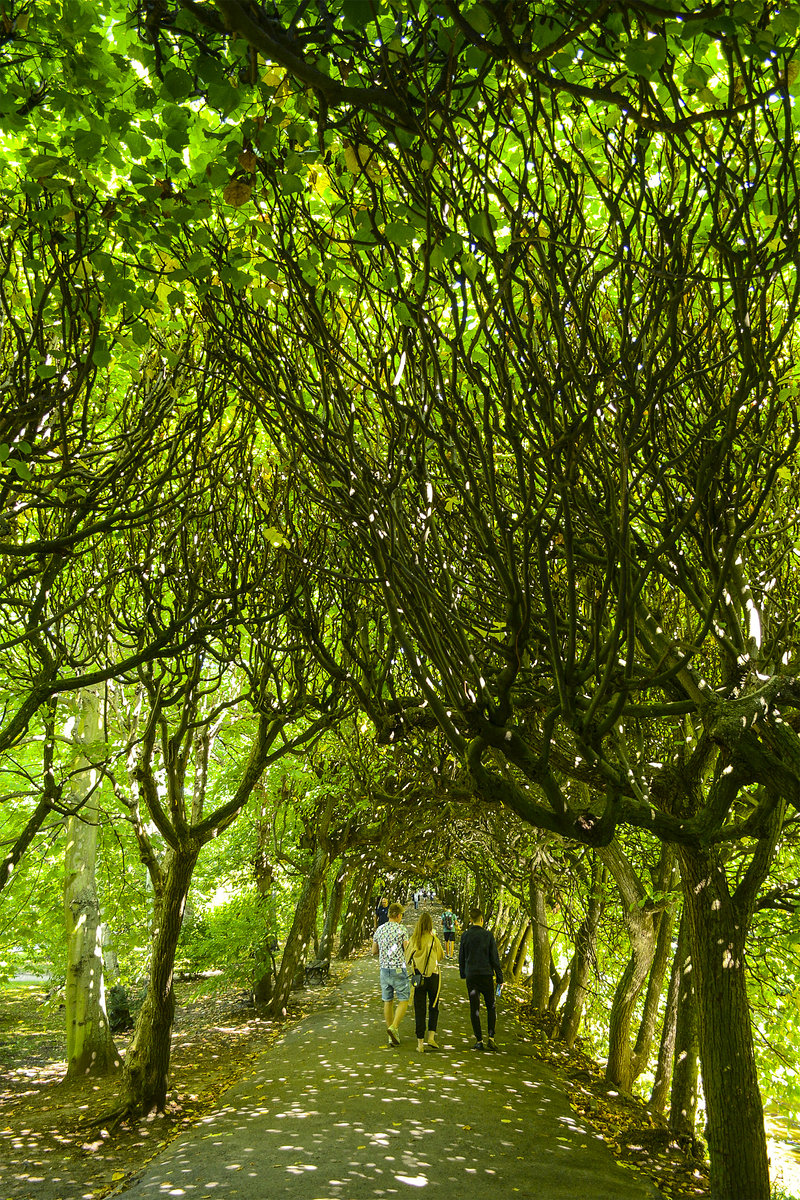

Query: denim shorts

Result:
[380,967,410,1002]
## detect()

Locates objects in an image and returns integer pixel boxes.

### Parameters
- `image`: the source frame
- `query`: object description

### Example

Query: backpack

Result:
[442,911,454,932]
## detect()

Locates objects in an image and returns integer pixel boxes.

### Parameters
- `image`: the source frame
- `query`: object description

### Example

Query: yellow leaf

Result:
[223,178,253,207]
[112,1173,125,1181]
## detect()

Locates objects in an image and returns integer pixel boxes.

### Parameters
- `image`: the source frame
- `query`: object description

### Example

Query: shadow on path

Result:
[115,948,660,1199]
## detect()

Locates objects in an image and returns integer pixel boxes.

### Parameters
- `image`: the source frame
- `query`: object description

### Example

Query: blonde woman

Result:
[405,910,445,1052]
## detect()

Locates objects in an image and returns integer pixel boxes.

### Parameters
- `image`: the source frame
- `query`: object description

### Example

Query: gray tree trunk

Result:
[319,866,348,962]
[529,877,550,1012]
[63,689,120,1079]
[559,858,605,1047]
[649,913,684,1114]
[669,915,699,1140]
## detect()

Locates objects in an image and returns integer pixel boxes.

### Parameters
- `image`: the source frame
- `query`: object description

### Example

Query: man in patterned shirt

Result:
[371,902,410,1045]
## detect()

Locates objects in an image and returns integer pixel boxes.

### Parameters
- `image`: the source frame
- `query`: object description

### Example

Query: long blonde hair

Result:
[408,910,434,958]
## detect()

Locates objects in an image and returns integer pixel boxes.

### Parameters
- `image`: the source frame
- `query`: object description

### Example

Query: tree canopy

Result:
[3,4,800,1198]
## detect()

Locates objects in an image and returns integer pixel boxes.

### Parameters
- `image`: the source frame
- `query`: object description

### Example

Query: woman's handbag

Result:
[411,941,433,987]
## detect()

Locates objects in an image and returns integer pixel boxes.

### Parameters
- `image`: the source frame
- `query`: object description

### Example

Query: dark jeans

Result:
[466,974,496,1041]
[414,973,440,1038]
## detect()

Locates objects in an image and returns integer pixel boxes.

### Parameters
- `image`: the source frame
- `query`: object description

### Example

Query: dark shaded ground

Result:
[0,953,713,1200]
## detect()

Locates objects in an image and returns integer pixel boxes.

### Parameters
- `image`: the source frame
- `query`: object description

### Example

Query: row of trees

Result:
[4,2,800,1196]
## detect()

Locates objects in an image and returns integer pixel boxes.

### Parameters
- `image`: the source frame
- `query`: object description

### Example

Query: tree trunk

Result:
[63,690,120,1079]
[601,845,658,1091]
[650,912,684,1115]
[492,897,512,956]
[122,845,199,1114]
[512,923,532,982]
[319,866,348,962]
[548,954,570,1015]
[631,858,678,1083]
[267,842,329,1017]
[500,916,526,973]
[559,858,604,1047]
[678,845,769,1200]
[529,877,550,1012]
[669,915,699,1140]
[338,869,375,958]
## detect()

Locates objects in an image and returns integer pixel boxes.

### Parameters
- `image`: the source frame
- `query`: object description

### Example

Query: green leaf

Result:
[683,64,709,91]
[162,103,190,129]
[26,154,67,179]
[467,212,495,241]
[624,36,667,79]
[263,526,289,548]
[279,174,304,194]
[131,322,151,347]
[461,253,479,281]
[395,302,416,325]
[163,68,193,101]
[464,4,492,35]
[385,221,417,247]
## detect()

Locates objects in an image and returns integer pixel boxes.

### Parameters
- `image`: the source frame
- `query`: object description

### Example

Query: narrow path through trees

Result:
[114,953,659,1200]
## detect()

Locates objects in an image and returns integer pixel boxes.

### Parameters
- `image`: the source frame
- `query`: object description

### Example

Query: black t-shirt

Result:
[375,903,389,926]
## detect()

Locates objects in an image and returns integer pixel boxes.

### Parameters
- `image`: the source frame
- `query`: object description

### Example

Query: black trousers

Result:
[466,974,496,1041]
[413,973,440,1038]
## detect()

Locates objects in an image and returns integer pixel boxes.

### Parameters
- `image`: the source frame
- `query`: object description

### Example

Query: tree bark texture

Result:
[529,878,551,1011]
[669,916,699,1140]
[678,847,769,1200]
[500,917,527,974]
[649,913,684,1115]
[631,891,677,1084]
[601,847,657,1090]
[122,846,199,1113]
[512,924,532,982]
[559,859,605,1047]
[63,690,120,1079]
[267,842,329,1017]
[338,869,375,958]
[318,866,348,962]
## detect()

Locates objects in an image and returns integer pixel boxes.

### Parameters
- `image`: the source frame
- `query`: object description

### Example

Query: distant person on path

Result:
[406,910,445,1053]
[372,902,410,1046]
[459,907,503,1052]
[374,894,389,929]
[440,907,457,958]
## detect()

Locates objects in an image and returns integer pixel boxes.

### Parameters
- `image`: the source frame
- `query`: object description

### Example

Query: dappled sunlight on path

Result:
[116,955,659,1199]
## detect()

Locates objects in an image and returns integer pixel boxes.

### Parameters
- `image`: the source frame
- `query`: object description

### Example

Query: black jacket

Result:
[459,924,503,982]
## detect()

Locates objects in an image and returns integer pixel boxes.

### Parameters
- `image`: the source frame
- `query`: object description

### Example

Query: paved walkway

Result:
[115,947,660,1199]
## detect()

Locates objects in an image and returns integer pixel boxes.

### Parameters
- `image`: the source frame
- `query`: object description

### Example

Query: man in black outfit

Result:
[458,906,503,1051]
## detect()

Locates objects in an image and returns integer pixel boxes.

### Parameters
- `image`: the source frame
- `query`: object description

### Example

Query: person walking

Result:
[372,902,410,1046]
[459,907,503,1052]
[440,906,457,958]
[374,894,389,929]
[406,910,445,1053]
